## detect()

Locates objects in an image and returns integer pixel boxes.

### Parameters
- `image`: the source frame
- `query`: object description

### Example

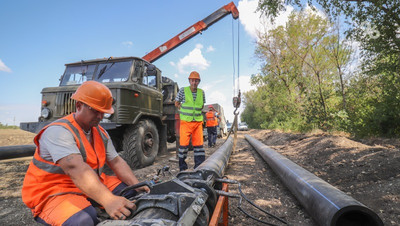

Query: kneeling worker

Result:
[22,81,149,225]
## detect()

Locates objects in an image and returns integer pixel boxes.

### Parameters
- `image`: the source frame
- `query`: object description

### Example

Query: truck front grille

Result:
[56,92,76,116]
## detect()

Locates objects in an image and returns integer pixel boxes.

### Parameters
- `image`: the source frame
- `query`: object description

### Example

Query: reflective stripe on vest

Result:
[53,118,87,161]
[180,87,204,122]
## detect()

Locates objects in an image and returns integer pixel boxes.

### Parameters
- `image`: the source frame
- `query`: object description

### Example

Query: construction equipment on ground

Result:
[99,137,235,226]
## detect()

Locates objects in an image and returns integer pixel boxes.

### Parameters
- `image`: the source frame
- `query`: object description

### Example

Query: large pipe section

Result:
[99,136,233,226]
[245,135,383,226]
[194,135,234,177]
[0,145,36,160]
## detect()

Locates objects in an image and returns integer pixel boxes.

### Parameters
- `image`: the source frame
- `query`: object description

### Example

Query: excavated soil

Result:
[0,129,399,225]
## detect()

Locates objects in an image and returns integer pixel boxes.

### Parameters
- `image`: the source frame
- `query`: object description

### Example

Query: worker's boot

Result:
[178,147,188,171]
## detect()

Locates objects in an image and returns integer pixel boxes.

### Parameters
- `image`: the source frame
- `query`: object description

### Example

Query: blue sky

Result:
[0,0,296,126]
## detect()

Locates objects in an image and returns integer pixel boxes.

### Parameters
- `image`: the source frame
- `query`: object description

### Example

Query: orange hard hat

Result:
[71,81,114,114]
[188,71,200,80]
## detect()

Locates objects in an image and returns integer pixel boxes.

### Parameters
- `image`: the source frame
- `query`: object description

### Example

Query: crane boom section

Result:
[142,2,239,63]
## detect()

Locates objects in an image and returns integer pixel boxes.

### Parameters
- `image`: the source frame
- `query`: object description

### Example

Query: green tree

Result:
[242,10,352,132]
[257,0,400,137]
[258,0,400,81]
[347,61,400,137]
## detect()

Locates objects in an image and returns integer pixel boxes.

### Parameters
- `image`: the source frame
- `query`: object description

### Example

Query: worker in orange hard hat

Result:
[175,71,206,171]
[205,105,220,148]
[22,81,149,225]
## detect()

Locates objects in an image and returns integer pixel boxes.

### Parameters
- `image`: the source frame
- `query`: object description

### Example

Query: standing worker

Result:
[175,71,206,171]
[22,81,149,225]
[205,105,219,148]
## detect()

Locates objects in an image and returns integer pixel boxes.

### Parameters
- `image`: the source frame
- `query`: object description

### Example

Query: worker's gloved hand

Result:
[104,195,136,220]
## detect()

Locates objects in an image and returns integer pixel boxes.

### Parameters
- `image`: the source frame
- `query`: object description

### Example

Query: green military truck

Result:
[20,57,178,169]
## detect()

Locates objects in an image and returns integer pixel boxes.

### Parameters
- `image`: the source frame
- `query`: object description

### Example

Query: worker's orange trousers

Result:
[34,175,123,226]
[178,121,205,171]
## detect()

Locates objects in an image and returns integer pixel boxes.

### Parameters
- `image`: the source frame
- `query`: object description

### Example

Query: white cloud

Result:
[238,0,294,41]
[0,59,12,73]
[122,41,133,47]
[304,4,327,19]
[206,45,215,52]
[235,75,255,93]
[175,44,210,74]
[201,79,224,93]
[207,90,227,104]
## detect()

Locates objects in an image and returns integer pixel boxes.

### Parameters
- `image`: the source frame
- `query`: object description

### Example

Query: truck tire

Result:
[121,119,159,169]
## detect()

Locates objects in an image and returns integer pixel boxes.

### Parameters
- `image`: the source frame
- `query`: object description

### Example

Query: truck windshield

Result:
[60,64,96,86]
[60,60,133,86]
[95,61,132,83]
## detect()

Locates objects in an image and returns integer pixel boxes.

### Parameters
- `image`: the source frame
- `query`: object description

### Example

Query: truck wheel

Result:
[121,119,159,169]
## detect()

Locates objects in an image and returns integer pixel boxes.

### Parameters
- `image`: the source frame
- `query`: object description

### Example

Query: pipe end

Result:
[332,205,384,226]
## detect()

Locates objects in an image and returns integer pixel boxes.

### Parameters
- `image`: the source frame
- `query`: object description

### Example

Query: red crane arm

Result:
[142,2,239,63]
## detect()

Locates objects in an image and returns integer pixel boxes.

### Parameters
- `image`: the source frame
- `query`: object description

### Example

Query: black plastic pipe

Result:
[245,135,383,226]
[195,136,233,177]
[0,145,35,160]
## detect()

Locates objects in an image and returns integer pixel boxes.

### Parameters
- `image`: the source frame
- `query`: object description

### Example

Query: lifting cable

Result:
[227,17,241,142]
[231,16,241,108]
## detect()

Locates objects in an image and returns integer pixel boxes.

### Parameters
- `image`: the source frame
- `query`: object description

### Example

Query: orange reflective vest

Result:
[22,114,110,217]
[206,111,218,127]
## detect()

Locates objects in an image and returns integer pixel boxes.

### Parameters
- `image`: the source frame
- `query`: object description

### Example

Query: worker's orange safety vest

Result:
[22,114,110,217]
[206,111,218,127]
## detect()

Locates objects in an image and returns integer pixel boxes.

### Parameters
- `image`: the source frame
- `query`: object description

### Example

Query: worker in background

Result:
[205,105,219,148]
[22,81,149,225]
[175,71,206,171]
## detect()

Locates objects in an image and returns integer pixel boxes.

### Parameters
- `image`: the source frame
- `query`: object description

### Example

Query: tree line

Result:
[241,0,400,137]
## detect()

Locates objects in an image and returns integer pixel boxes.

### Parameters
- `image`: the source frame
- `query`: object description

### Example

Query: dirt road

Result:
[0,129,398,225]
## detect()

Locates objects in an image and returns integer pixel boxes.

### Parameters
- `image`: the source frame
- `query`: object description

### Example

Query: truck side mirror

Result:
[146,64,157,76]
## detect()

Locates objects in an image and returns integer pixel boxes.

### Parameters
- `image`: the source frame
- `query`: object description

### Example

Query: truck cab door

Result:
[137,63,162,116]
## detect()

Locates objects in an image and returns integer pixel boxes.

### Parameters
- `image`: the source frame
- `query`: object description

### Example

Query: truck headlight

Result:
[104,113,112,119]
[41,108,51,119]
